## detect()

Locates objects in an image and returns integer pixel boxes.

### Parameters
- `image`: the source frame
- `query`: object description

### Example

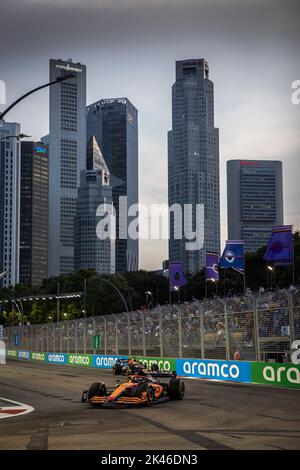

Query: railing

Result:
[4,289,300,363]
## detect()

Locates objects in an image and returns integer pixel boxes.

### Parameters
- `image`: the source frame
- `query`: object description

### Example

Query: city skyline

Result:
[0,0,299,270]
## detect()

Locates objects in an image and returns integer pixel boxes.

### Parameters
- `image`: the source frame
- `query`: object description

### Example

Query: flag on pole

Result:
[205,252,219,282]
[263,225,293,264]
[169,262,187,289]
[219,240,245,273]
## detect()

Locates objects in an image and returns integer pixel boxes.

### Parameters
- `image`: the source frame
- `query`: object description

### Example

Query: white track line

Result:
[0,397,34,419]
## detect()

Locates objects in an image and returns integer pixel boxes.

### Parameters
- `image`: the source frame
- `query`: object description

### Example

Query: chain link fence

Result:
[4,289,300,363]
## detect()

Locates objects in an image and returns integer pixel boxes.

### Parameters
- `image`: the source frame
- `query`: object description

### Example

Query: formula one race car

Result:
[112,357,150,376]
[81,371,185,407]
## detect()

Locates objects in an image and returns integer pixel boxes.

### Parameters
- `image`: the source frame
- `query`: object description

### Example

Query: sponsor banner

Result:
[67,353,92,367]
[18,350,30,360]
[30,352,46,362]
[7,349,17,357]
[136,356,176,372]
[176,358,251,383]
[46,352,67,364]
[92,355,128,369]
[251,362,300,389]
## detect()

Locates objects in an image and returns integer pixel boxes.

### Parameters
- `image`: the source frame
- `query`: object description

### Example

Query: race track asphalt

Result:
[0,360,299,450]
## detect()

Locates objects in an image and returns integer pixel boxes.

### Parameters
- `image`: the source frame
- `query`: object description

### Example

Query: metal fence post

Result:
[141,312,146,356]
[200,306,205,359]
[34,325,39,351]
[127,314,131,356]
[75,321,78,354]
[60,323,63,353]
[114,315,119,356]
[159,312,163,357]
[223,302,230,361]
[41,326,43,353]
[288,293,295,346]
[67,321,70,354]
[104,316,107,355]
[178,308,183,358]
[91,318,96,355]
[253,300,261,362]
[83,318,86,354]
[53,323,56,353]
[46,324,49,353]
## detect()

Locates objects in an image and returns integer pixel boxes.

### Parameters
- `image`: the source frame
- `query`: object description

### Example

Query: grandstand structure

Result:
[4,289,300,363]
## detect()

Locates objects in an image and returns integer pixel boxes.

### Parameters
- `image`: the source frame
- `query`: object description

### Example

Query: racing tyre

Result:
[168,379,185,400]
[87,382,106,400]
[113,364,122,375]
[145,386,154,407]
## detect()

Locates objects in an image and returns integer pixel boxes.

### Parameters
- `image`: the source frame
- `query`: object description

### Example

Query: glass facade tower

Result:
[86,98,138,272]
[20,141,48,285]
[168,59,220,273]
[47,59,86,276]
[227,160,283,252]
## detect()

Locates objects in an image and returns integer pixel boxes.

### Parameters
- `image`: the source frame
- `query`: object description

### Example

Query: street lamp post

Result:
[0,74,74,122]
[145,291,152,308]
[0,134,31,142]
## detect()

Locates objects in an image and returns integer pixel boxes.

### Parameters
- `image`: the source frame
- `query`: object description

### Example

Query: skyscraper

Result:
[20,141,48,285]
[74,136,114,274]
[168,59,220,273]
[47,58,86,276]
[227,160,283,252]
[0,121,21,287]
[86,98,138,272]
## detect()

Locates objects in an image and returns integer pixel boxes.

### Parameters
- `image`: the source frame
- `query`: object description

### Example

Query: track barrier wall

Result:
[6,349,300,389]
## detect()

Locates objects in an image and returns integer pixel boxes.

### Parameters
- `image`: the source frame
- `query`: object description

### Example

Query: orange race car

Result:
[81,371,185,407]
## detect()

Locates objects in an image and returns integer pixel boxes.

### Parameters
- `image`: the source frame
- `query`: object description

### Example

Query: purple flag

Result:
[206,252,219,282]
[264,225,293,264]
[169,262,187,289]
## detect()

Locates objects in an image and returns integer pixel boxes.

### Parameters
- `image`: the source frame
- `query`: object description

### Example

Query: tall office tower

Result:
[20,142,48,285]
[48,58,86,276]
[86,98,138,272]
[0,121,21,287]
[74,136,114,274]
[227,160,283,252]
[168,59,220,273]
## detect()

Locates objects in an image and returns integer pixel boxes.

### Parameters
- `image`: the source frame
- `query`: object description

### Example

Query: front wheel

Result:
[168,379,185,400]
[87,382,106,400]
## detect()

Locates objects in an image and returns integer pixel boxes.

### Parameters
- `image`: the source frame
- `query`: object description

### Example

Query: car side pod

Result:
[81,390,88,402]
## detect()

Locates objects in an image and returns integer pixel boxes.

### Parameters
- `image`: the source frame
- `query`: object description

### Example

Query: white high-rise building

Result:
[0,121,21,287]
[47,59,86,276]
[168,59,220,273]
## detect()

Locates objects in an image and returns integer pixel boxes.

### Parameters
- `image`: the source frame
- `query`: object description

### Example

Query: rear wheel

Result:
[145,386,154,406]
[168,379,185,400]
[113,364,122,375]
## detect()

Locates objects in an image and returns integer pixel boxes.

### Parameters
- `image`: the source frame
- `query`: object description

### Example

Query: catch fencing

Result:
[4,289,300,363]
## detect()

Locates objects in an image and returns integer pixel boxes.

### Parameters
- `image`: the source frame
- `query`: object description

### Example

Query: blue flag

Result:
[219,241,245,273]
[169,262,187,289]
[264,225,293,264]
[206,252,219,282]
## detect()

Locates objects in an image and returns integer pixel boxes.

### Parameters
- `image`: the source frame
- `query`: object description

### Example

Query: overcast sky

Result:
[0,0,299,270]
